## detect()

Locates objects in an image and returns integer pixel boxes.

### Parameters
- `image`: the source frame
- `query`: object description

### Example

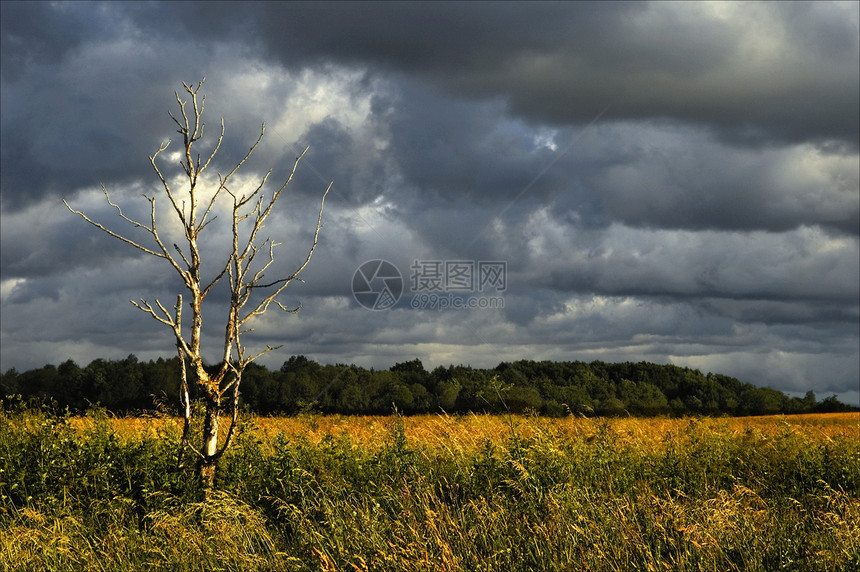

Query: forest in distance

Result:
[2,355,855,418]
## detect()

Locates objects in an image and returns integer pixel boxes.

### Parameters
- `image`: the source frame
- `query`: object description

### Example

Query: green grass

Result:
[1,404,858,571]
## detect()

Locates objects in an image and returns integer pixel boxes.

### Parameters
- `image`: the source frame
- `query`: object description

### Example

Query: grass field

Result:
[2,407,858,571]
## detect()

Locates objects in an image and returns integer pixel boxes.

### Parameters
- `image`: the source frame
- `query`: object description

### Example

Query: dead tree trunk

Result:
[199,399,220,493]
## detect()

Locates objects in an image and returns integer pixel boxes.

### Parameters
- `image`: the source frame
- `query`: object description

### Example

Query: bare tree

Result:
[64,79,330,497]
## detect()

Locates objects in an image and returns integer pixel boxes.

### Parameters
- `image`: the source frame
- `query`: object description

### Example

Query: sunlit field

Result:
[71,410,860,448]
[2,408,858,571]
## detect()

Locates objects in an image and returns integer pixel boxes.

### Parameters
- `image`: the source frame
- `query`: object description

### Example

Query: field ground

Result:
[2,410,858,571]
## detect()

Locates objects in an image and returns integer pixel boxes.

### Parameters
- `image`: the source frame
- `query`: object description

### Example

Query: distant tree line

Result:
[1,355,855,417]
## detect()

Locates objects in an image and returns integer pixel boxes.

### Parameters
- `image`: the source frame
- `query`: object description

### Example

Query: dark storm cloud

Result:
[387,85,563,204]
[2,59,188,210]
[0,2,108,81]
[540,225,859,304]
[291,117,390,206]
[3,1,857,213]
[13,1,849,147]
[163,2,629,75]
[586,123,860,235]
[1,2,281,211]
[164,2,859,146]
[1,2,858,404]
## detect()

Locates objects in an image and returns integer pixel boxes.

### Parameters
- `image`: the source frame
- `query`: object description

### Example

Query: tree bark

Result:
[199,398,220,498]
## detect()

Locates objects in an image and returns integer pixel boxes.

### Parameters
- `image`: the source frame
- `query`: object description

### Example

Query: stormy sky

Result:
[1,2,858,404]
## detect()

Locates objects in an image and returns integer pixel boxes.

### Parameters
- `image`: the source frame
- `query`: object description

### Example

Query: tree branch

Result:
[130,298,174,327]
[63,195,166,260]
[239,181,331,326]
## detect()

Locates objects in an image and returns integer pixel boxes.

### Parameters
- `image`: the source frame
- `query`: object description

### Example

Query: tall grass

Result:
[2,402,858,571]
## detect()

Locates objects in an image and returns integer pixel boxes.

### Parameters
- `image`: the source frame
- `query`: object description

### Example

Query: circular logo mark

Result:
[352,259,403,310]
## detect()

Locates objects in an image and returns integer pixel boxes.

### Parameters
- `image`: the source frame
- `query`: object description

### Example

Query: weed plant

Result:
[1,401,858,571]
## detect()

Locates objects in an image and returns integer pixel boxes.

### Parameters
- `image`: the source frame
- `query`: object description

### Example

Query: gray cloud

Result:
[235,2,859,146]
[1,2,857,404]
[588,123,859,234]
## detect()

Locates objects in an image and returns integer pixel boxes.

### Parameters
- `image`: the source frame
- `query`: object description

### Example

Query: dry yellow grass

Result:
[68,411,859,455]
[5,409,858,571]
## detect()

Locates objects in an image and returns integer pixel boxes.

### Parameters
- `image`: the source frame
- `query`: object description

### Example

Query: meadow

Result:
[1,405,858,571]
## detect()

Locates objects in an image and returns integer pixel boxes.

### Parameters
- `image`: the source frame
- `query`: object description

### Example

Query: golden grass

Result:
[4,410,858,571]
[68,411,859,455]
